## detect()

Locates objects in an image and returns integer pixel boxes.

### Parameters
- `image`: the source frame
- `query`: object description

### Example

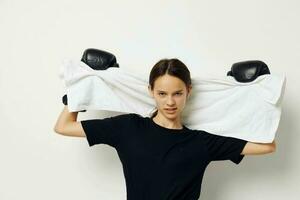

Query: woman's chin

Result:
[164,111,178,118]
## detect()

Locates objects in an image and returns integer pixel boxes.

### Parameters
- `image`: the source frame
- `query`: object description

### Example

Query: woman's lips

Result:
[164,108,177,113]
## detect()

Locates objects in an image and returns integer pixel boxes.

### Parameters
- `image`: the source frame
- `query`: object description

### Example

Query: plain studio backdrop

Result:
[0,0,299,199]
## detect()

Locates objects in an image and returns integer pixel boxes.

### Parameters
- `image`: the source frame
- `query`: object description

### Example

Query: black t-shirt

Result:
[81,113,247,200]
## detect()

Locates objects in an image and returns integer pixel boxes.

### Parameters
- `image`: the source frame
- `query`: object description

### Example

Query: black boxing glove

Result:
[62,94,68,105]
[227,60,270,82]
[62,48,119,111]
[81,48,119,70]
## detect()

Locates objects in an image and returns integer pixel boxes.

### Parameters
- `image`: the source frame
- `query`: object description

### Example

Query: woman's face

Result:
[148,74,192,120]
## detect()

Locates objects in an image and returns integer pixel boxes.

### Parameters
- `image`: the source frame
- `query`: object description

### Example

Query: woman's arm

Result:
[241,140,276,155]
[53,106,86,137]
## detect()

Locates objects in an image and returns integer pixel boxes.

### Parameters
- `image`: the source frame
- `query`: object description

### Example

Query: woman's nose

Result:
[166,97,176,105]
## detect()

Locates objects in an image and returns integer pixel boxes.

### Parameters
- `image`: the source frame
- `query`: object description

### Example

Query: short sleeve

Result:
[200,131,248,165]
[80,113,134,148]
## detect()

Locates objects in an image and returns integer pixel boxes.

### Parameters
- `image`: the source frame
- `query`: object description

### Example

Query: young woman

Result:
[54,58,276,200]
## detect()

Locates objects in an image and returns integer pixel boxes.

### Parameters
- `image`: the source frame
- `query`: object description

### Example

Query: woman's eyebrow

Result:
[157,90,183,93]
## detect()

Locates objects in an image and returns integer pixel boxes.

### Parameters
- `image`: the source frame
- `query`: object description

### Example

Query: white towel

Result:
[59,59,286,143]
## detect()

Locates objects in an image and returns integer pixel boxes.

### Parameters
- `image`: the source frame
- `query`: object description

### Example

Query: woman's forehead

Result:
[154,75,185,92]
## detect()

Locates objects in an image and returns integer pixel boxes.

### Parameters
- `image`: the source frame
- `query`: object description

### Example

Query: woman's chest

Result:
[119,130,210,169]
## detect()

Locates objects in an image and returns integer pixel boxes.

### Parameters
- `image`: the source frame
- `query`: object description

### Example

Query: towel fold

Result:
[59,58,286,143]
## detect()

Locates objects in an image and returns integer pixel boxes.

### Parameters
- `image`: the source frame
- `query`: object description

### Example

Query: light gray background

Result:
[0,0,299,199]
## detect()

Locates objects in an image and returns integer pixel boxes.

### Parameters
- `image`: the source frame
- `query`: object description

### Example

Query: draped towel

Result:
[58,59,286,143]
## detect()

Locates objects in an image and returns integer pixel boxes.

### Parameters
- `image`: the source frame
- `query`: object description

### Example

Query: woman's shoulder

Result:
[121,113,151,133]
[120,113,148,123]
[115,112,141,117]
[127,112,150,119]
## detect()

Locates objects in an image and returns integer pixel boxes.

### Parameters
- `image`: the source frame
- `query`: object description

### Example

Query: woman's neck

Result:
[152,114,183,129]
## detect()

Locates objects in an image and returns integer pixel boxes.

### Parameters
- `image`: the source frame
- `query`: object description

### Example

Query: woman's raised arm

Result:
[53,106,86,137]
[241,140,276,155]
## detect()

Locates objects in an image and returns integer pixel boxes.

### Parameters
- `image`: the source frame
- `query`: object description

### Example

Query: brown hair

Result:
[148,58,192,118]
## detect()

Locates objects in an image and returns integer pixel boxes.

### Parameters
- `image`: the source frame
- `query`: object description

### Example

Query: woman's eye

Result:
[158,93,182,96]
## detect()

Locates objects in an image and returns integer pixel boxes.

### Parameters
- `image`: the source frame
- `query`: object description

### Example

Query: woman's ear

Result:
[148,85,154,98]
[187,85,192,98]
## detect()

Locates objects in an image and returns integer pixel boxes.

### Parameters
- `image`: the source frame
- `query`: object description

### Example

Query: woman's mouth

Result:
[164,108,177,113]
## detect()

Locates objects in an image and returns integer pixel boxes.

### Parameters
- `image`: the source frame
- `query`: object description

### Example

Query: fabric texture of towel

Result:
[58,59,286,143]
